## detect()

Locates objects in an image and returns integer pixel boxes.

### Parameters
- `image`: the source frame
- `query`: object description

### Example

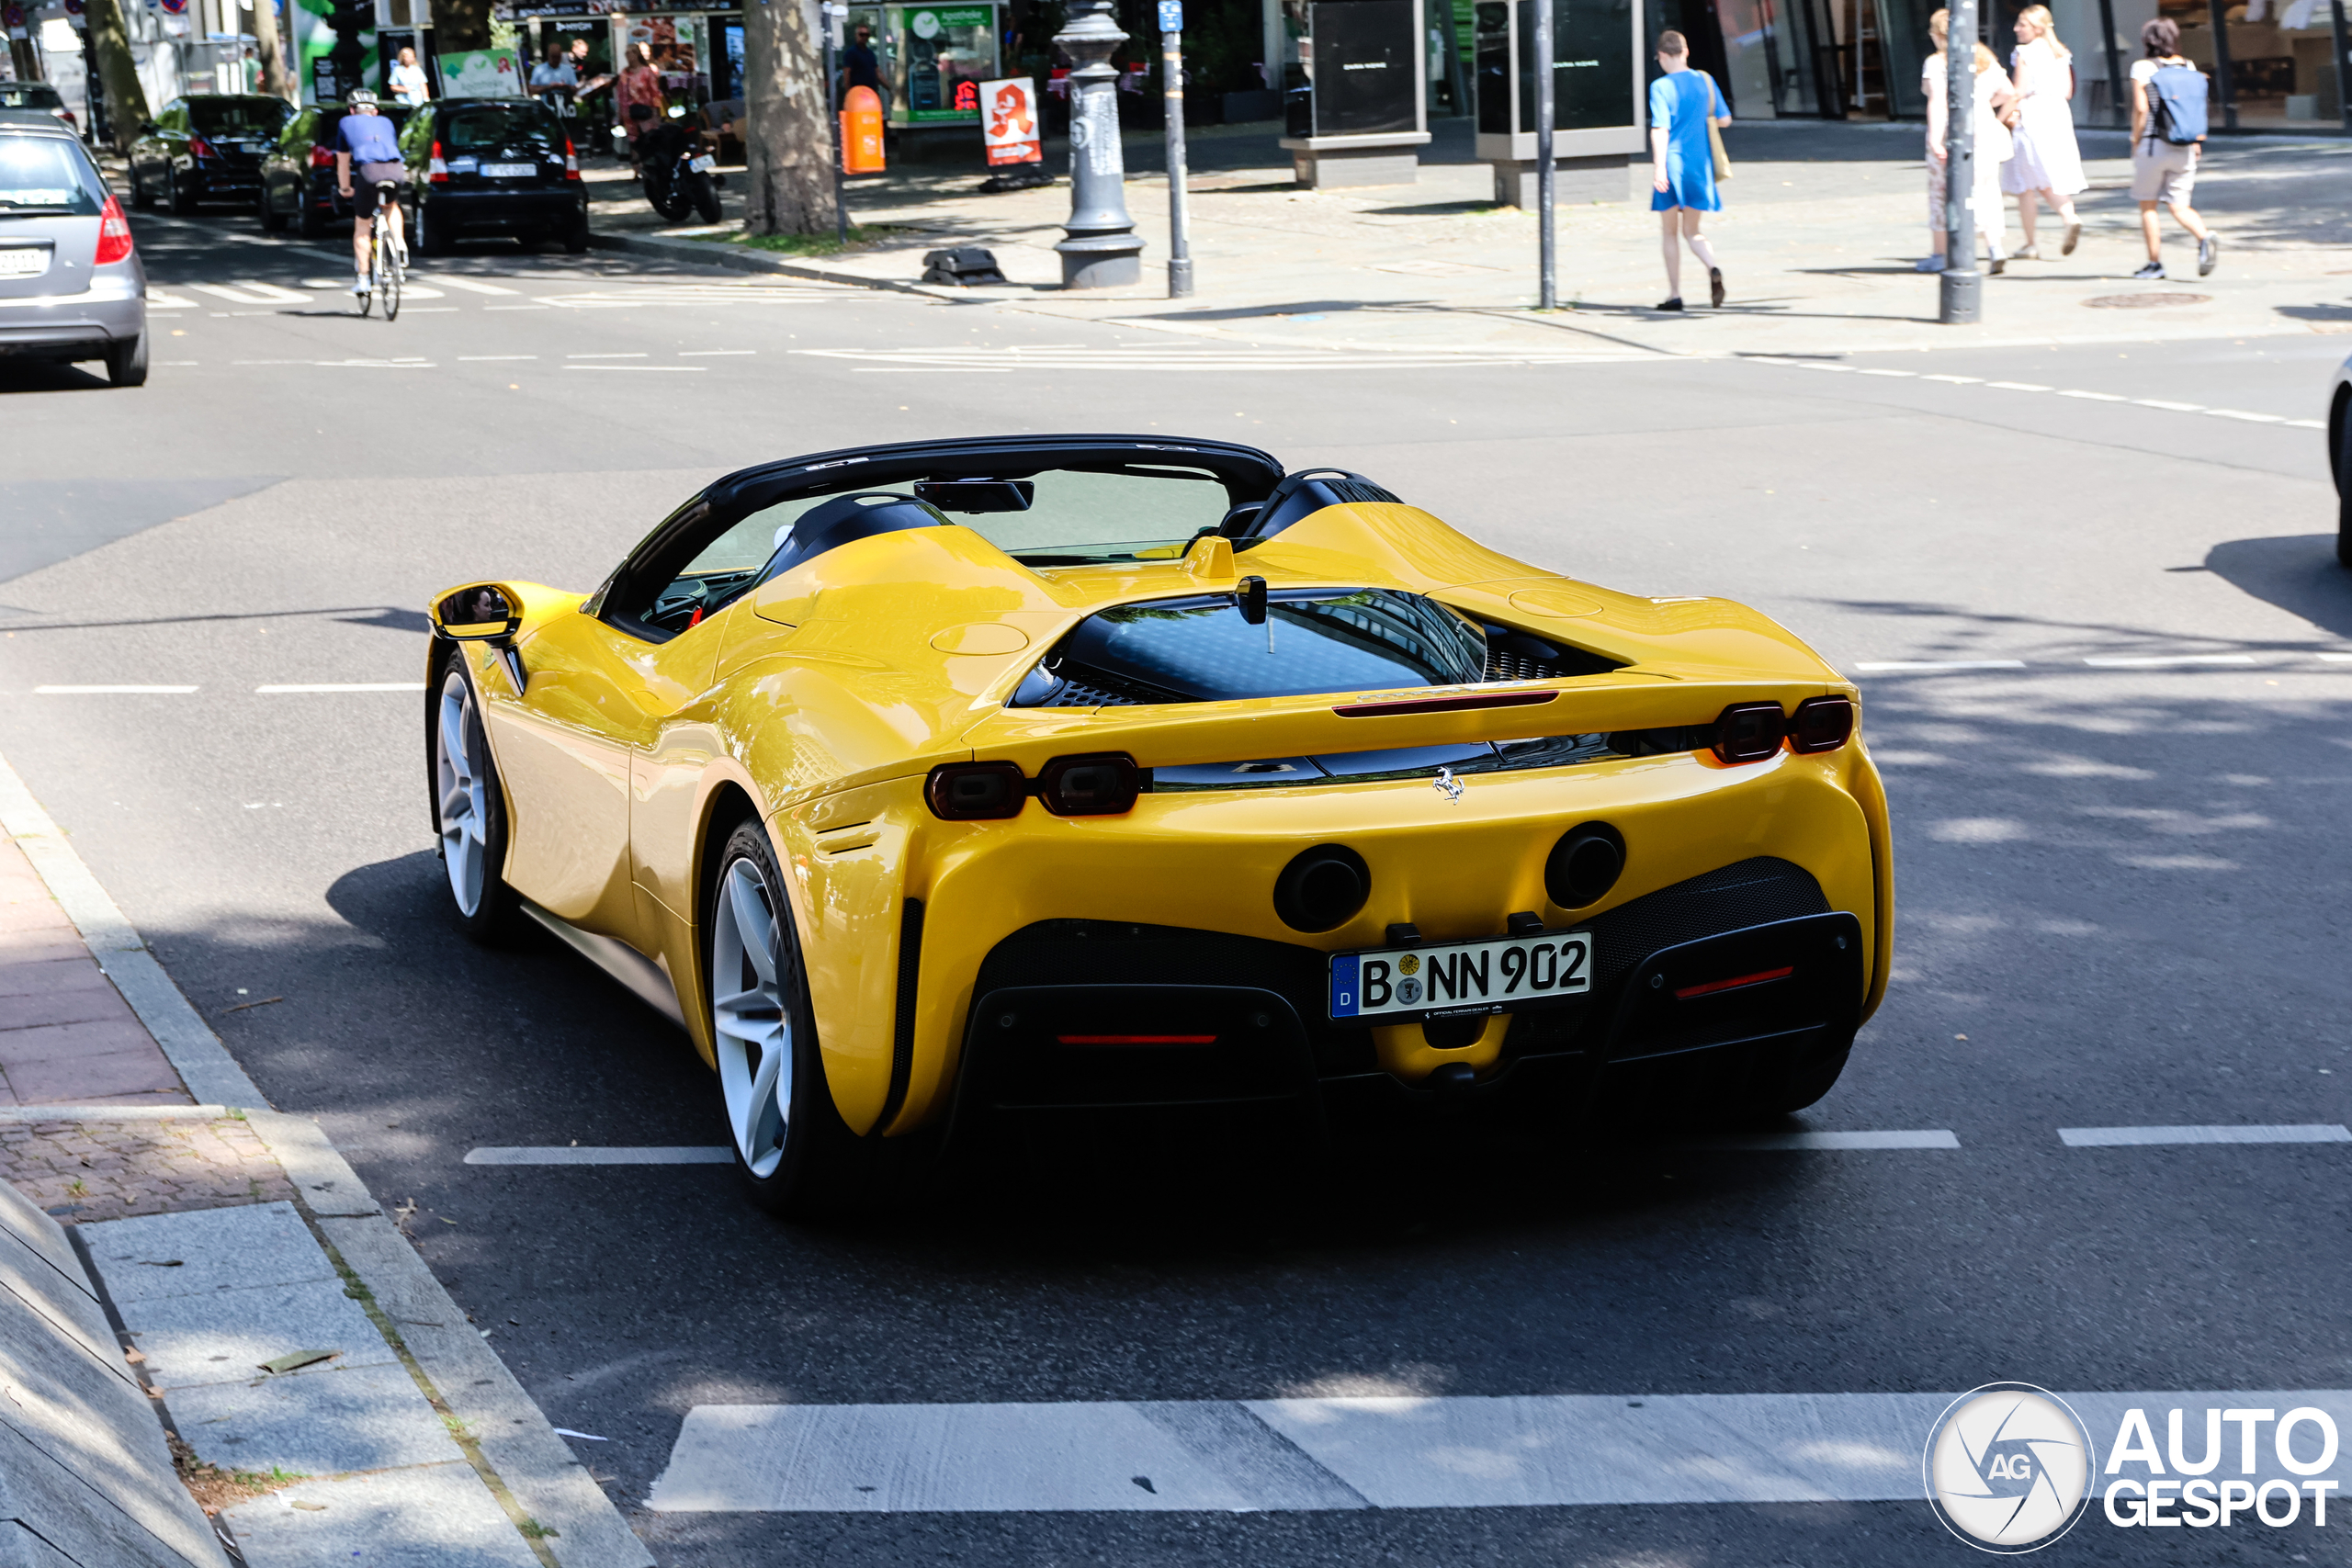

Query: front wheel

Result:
[256,181,286,232]
[167,167,195,215]
[687,169,721,224]
[707,821,889,1217]
[378,236,401,321]
[428,657,526,943]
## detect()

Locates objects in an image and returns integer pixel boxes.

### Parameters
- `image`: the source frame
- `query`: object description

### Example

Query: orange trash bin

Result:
[842,86,885,174]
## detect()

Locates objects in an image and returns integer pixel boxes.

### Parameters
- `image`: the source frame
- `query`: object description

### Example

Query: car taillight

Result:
[428,140,448,183]
[925,761,1027,820]
[310,144,336,168]
[1712,703,1786,765]
[1037,753,1141,817]
[188,135,214,159]
[562,137,580,179]
[1790,695,1856,754]
[94,196,133,265]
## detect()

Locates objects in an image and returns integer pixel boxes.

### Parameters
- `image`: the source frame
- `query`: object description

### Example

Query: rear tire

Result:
[707,819,896,1219]
[562,217,590,254]
[104,330,148,389]
[257,181,286,232]
[427,655,527,944]
[130,164,154,210]
[167,167,195,215]
[2335,392,2351,570]
[687,170,721,224]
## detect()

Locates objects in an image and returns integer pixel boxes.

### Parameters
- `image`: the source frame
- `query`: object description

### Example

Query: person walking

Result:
[2129,17,2218,279]
[1917,8,2017,275]
[1647,28,1731,312]
[2003,5,2084,259]
[614,42,667,159]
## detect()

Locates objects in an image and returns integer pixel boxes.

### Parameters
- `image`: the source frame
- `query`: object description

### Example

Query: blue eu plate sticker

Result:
[1158,0,1182,30]
[1329,953,1359,1019]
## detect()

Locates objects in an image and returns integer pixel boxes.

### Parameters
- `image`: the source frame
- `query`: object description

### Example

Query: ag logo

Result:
[1924,1382,2096,1552]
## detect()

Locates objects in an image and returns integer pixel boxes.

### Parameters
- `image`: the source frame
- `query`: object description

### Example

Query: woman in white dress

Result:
[2003,5,2086,258]
[1920,8,2017,274]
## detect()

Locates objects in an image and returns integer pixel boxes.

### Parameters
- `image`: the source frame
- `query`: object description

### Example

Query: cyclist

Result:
[333,89,410,297]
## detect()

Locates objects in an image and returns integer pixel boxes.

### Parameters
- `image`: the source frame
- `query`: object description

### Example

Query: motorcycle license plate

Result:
[688,155,717,173]
[482,163,537,177]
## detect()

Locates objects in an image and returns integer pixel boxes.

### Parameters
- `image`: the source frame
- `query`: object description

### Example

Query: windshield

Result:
[0,85,65,110]
[0,133,103,216]
[947,466,1233,564]
[190,98,293,135]
[444,107,562,152]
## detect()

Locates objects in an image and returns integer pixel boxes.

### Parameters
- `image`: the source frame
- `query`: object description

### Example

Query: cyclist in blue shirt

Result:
[334,90,410,295]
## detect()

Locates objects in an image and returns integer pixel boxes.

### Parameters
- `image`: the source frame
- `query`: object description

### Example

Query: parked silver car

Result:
[0,110,147,388]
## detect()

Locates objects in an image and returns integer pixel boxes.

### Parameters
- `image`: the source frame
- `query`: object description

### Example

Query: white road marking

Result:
[1676,1129,1961,1151]
[2136,398,2204,411]
[2059,1124,2351,1147]
[2322,653,2352,662]
[254,682,428,694]
[2206,409,2285,423]
[1985,380,2052,391]
[481,305,552,310]
[563,365,706,372]
[458,355,537,361]
[1853,368,1915,378]
[2287,418,2327,430]
[399,285,447,299]
[566,352,647,359]
[1851,660,2027,672]
[2083,654,2259,667]
[229,279,311,303]
[1920,373,1982,383]
[424,276,522,295]
[679,349,756,356]
[803,346,1655,371]
[649,1389,2352,1514]
[144,291,198,310]
[853,367,1015,373]
[2055,389,2127,401]
[464,1146,732,1165]
[187,283,274,304]
[33,685,198,694]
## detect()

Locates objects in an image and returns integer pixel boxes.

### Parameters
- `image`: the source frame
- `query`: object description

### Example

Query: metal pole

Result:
[2205,0,2237,130]
[822,2,846,247]
[2330,0,2349,133]
[1533,0,1555,309]
[2097,0,2124,128]
[1939,0,1980,323]
[1163,23,1193,296]
[1053,0,1145,287]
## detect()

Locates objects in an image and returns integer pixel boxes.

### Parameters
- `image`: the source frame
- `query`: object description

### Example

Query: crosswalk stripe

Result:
[230,279,311,303]
[144,290,199,309]
[2059,1124,2351,1147]
[648,1389,2352,1513]
[423,275,522,295]
[187,283,274,304]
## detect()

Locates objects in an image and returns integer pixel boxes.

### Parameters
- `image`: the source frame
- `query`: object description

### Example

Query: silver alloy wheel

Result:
[434,669,489,916]
[711,856,790,1178]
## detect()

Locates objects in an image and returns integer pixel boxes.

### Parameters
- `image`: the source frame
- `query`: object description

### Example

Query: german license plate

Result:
[688,154,717,173]
[483,163,537,177]
[1329,930,1592,1022]
[0,247,50,276]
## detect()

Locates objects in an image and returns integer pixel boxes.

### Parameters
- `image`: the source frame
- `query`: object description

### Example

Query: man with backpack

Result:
[2130,18,2218,280]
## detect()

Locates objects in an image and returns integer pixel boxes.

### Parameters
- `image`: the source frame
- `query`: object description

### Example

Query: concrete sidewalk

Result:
[594,118,2352,359]
[0,749,652,1568]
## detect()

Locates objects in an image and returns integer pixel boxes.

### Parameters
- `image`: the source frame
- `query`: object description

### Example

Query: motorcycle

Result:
[628,103,722,225]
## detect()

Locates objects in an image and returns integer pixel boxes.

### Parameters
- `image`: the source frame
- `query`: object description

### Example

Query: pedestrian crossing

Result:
[791,344,1640,372]
[143,276,835,310]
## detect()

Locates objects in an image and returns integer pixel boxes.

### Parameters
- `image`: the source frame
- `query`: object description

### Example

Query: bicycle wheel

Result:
[378,226,401,321]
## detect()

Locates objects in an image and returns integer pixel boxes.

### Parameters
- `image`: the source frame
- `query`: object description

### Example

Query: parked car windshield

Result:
[0,132,104,216]
[442,106,562,153]
[189,97,293,136]
[0,84,66,111]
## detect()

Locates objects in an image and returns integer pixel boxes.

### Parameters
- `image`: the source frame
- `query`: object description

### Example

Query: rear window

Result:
[0,85,66,111]
[189,98,293,136]
[442,107,562,153]
[0,132,104,217]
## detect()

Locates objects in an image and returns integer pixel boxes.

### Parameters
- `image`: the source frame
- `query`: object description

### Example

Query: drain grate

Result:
[2082,291,2212,309]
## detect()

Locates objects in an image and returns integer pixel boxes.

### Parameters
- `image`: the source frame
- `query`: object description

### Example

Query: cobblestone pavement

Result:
[0,1113,298,1224]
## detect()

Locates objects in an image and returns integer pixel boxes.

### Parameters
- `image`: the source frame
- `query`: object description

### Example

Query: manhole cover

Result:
[2082,291,2211,309]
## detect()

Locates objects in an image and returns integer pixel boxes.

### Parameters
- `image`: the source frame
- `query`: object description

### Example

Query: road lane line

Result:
[1985,381,2052,391]
[679,349,756,355]
[2321,653,2352,662]
[1921,374,1983,383]
[458,355,538,361]
[2059,1124,2351,1147]
[144,291,198,309]
[33,685,198,694]
[2205,409,2285,423]
[254,682,429,694]
[187,283,271,304]
[2055,389,2127,401]
[565,352,648,358]
[1851,660,2027,672]
[2135,398,2204,411]
[229,280,311,302]
[465,1146,732,1165]
[648,1390,2352,1513]
[1675,1129,1961,1151]
[481,305,551,310]
[424,276,523,295]
[2083,654,2259,667]
[562,365,705,372]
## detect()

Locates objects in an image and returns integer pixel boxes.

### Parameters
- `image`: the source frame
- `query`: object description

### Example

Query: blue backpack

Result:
[2146,62,2209,144]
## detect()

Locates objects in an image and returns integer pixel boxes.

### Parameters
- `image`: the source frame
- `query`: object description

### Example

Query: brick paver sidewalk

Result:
[2,833,191,1107]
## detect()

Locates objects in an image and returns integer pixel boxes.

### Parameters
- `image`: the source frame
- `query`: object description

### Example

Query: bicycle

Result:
[354,178,406,321]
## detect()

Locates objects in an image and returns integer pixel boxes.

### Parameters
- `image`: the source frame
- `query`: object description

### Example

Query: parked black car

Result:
[256,101,416,238]
[400,97,588,254]
[126,96,294,213]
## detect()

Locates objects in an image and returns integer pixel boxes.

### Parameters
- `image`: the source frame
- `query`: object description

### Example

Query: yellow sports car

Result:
[427,434,1892,1212]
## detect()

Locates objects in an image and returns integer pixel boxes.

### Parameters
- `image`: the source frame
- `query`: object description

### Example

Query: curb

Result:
[0,745,654,1568]
[588,227,961,299]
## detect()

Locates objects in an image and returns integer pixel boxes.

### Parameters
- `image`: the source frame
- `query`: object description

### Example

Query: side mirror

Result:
[431,582,523,644]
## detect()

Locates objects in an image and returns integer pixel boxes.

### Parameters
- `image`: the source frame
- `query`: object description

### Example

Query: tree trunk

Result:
[252,0,294,102]
[432,0,491,54]
[9,37,42,85]
[82,0,151,152]
[741,0,838,235]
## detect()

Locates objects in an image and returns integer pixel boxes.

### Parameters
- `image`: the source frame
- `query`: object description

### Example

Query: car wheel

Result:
[130,163,154,210]
[298,189,324,239]
[707,819,888,1217]
[257,181,286,232]
[428,657,526,943]
[2335,392,2351,570]
[167,167,195,215]
[104,329,148,389]
[562,218,589,254]
[414,201,449,256]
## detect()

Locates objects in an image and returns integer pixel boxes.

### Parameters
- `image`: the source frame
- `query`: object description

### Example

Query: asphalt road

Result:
[4,203,2349,1567]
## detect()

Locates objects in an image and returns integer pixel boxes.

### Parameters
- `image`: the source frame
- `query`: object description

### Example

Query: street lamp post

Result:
[1533,0,1555,310]
[1161,0,1193,298]
[1939,0,1980,324]
[1053,0,1145,288]
[820,1,846,249]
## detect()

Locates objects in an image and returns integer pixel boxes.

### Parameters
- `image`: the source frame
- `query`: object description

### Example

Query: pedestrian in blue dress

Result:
[1647,30,1731,311]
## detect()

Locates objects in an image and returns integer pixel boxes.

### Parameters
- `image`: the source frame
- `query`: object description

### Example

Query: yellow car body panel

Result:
[434,490,1891,1139]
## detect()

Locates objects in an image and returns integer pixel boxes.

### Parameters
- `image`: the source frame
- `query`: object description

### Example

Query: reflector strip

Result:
[1332,691,1556,717]
[1673,965,1793,1000]
[1055,1034,1219,1045]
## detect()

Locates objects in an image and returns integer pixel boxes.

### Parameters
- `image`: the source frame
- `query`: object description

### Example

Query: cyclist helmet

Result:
[346,87,379,105]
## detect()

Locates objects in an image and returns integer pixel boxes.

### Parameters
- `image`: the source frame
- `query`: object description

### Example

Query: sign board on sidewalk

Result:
[978,75,1040,166]
[1157,0,1181,31]
[439,48,524,97]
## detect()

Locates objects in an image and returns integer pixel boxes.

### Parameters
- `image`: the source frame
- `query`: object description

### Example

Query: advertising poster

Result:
[438,47,524,96]
[978,75,1038,166]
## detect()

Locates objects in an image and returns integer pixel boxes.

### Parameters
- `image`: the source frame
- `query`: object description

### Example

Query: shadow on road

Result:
[2204,533,2352,637]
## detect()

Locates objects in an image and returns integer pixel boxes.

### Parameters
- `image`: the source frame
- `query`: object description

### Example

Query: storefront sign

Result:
[978,75,1038,164]
[440,47,526,95]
